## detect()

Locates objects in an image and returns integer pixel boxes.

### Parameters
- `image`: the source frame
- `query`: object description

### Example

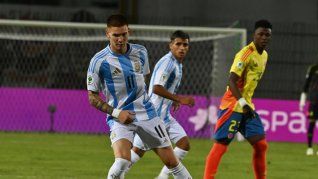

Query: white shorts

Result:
[109,117,171,149]
[133,119,187,150]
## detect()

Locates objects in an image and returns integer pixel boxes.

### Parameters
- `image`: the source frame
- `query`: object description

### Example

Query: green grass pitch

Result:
[0,132,317,179]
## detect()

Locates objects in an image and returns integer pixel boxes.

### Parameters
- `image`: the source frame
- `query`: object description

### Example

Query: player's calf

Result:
[252,139,268,179]
[156,146,190,179]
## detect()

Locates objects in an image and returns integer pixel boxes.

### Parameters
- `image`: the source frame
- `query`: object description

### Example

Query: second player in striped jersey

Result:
[129,30,195,179]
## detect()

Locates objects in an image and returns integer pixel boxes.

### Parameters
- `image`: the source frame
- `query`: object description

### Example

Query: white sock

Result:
[125,150,141,173]
[107,158,131,179]
[130,150,141,164]
[158,147,189,178]
[174,147,188,160]
[170,162,192,179]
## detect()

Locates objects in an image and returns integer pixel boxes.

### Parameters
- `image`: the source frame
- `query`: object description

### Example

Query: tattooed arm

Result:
[88,90,114,115]
[88,90,135,124]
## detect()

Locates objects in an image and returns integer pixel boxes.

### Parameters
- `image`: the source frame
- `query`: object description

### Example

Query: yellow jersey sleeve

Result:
[230,46,253,77]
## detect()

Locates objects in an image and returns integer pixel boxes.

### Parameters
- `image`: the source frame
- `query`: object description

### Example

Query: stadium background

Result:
[0,1,318,178]
[0,0,317,135]
[1,0,317,98]
[0,0,318,136]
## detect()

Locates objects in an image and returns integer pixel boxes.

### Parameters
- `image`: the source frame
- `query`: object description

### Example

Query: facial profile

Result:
[105,14,130,54]
[253,27,272,52]
[169,30,190,62]
[169,38,189,62]
[253,20,272,53]
[106,25,129,54]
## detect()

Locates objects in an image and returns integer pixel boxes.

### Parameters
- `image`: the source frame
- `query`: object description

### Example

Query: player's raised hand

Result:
[117,110,135,124]
[179,96,195,107]
[242,105,255,119]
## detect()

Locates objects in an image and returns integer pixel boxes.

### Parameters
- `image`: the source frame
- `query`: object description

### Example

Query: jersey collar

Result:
[107,43,132,57]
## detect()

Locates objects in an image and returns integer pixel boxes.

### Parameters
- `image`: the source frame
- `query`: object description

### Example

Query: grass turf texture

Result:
[0,132,316,179]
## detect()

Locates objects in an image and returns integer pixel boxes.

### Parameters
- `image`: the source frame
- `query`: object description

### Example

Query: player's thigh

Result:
[135,117,171,149]
[166,120,189,149]
[109,122,135,159]
[112,138,133,160]
[214,110,243,144]
[241,112,265,142]
[166,120,188,143]
[132,133,149,151]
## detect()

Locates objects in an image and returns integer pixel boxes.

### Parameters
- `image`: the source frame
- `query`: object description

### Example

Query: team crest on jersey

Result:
[237,61,243,69]
[87,75,93,85]
[228,133,234,139]
[253,60,258,67]
[134,61,141,73]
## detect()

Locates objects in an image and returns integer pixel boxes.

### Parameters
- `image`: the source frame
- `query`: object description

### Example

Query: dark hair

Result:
[170,30,190,41]
[254,19,272,31]
[107,14,128,28]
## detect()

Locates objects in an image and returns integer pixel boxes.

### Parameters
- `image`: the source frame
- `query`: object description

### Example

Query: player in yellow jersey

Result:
[204,20,272,179]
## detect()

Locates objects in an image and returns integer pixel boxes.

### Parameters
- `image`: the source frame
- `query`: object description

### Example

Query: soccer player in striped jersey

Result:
[299,63,318,155]
[204,20,272,179]
[128,30,195,179]
[86,14,192,179]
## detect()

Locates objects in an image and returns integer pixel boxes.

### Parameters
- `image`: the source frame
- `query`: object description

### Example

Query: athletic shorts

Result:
[213,108,265,143]
[109,117,171,149]
[133,119,187,150]
[309,102,318,119]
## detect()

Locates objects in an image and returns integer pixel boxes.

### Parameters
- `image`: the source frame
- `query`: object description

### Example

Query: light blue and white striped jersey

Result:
[148,52,183,123]
[87,43,157,126]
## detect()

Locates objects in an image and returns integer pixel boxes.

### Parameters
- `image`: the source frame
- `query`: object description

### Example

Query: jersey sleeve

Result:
[153,59,175,86]
[87,58,101,92]
[140,47,150,75]
[230,50,251,77]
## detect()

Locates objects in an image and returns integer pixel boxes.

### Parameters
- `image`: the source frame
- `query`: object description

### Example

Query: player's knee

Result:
[132,146,145,157]
[176,137,191,151]
[178,141,190,151]
[183,143,190,151]
[163,156,179,169]
[253,139,268,153]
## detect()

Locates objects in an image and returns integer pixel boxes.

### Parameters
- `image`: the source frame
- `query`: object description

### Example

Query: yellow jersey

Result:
[220,42,268,113]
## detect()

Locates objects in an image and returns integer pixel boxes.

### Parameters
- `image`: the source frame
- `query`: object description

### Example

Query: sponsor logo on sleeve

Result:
[87,75,93,85]
[160,74,167,83]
